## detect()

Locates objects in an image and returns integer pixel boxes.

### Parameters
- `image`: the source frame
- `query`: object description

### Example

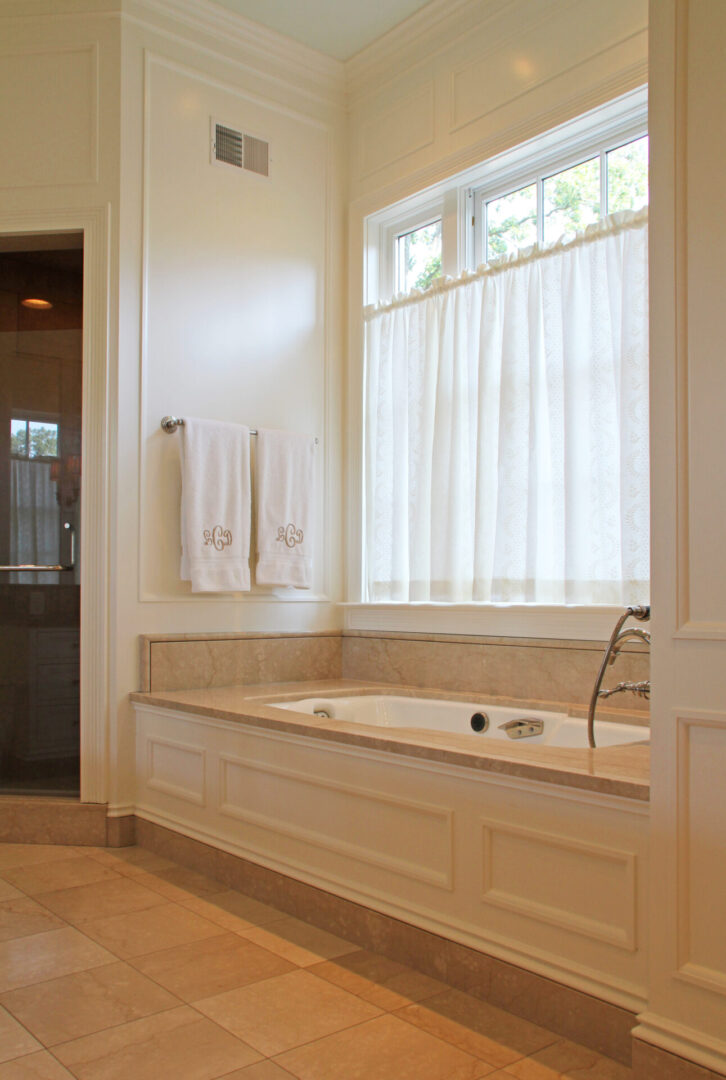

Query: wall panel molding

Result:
[356,81,435,179]
[145,735,207,806]
[0,42,99,189]
[482,819,637,950]
[676,710,726,994]
[218,752,454,889]
[137,50,336,604]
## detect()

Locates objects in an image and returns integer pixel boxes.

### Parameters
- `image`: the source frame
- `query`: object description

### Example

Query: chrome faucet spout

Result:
[587,606,651,748]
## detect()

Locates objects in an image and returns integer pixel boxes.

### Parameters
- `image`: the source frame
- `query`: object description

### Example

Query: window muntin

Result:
[395,219,442,293]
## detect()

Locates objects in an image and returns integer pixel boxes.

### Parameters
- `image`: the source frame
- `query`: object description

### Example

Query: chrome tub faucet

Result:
[587,605,651,748]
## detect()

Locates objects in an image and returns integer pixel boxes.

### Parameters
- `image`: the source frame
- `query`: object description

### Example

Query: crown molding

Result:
[124,0,345,107]
[0,0,345,109]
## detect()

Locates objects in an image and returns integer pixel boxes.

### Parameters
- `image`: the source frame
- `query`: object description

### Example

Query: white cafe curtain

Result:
[10,459,60,585]
[364,209,649,604]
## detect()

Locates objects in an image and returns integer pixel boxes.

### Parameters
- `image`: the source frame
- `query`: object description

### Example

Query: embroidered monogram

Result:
[203,525,233,550]
[276,523,304,548]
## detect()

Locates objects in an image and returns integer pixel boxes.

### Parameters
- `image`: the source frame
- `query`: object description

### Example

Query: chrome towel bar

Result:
[160,416,318,443]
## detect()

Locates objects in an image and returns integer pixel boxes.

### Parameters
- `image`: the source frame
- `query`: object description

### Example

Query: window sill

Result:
[341,603,629,642]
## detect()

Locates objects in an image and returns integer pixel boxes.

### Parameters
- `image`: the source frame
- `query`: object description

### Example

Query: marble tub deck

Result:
[130,679,650,802]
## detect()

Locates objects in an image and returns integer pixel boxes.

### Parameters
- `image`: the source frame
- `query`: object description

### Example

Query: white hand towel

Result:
[180,418,251,592]
[255,429,315,588]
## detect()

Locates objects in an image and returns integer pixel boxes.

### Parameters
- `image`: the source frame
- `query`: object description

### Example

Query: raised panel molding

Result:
[146,736,206,806]
[676,711,726,995]
[356,82,435,179]
[482,819,637,950]
[0,44,98,189]
[138,51,335,604]
[218,752,454,889]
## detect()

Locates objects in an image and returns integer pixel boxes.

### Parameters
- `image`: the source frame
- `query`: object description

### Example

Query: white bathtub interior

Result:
[269,695,649,748]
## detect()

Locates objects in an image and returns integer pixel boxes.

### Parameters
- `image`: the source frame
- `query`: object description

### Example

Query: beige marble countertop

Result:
[130,679,650,802]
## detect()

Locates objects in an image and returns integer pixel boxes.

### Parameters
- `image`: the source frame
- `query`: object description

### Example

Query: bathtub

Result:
[133,679,650,1017]
[269,695,649,748]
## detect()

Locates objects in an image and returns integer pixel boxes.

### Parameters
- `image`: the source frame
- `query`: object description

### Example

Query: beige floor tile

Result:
[78,901,222,959]
[129,931,295,1002]
[0,1051,76,1079]
[310,949,447,1010]
[396,989,559,1069]
[0,927,115,993]
[0,846,77,872]
[0,961,179,1046]
[186,891,288,928]
[139,867,226,899]
[0,1005,42,1063]
[53,1004,260,1080]
[274,1012,495,1080]
[0,880,23,902]
[83,847,178,875]
[195,968,382,1057]
[239,916,356,967]
[217,1063,296,1080]
[505,1039,633,1079]
[2,858,118,898]
[175,894,269,933]
[34,875,167,925]
[0,898,65,942]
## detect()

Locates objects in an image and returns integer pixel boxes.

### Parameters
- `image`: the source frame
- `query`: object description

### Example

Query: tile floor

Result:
[0,843,633,1079]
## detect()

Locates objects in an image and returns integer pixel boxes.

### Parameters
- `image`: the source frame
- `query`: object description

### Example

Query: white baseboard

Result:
[633,1012,726,1076]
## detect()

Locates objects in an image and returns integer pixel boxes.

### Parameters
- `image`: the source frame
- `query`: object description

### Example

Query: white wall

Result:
[0,0,347,810]
[634,0,726,1071]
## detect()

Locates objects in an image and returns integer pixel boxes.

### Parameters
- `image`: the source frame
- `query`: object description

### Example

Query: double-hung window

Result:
[363,89,649,608]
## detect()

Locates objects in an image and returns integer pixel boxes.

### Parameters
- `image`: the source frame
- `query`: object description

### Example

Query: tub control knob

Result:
[470,712,489,733]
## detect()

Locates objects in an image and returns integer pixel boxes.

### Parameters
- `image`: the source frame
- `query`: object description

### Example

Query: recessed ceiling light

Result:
[21,298,53,309]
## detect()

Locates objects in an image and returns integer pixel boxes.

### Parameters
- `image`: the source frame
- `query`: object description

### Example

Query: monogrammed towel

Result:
[180,418,251,592]
[255,429,315,588]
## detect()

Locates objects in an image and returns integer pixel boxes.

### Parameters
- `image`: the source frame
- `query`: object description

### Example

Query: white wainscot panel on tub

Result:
[218,754,453,889]
[145,736,206,807]
[481,819,637,950]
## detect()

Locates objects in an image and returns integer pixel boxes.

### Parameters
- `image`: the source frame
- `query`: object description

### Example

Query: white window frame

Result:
[355,86,648,640]
[366,86,647,306]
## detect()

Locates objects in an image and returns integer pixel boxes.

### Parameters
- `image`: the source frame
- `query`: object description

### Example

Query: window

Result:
[395,219,442,293]
[10,418,59,459]
[362,89,649,609]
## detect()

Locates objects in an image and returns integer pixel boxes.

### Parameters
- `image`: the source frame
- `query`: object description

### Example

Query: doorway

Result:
[0,234,83,795]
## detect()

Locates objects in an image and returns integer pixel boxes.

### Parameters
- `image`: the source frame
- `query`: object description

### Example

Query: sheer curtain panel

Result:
[364,210,649,604]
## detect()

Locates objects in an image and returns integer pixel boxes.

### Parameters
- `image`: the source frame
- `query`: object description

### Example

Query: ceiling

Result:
[212,0,436,61]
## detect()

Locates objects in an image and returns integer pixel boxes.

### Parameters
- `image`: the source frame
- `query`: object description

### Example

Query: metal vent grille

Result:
[215,124,243,168]
[213,122,269,177]
[242,134,269,177]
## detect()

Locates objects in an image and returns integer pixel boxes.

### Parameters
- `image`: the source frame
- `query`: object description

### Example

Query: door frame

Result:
[0,205,111,804]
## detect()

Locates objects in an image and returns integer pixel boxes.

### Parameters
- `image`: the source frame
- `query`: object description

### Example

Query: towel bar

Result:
[160,416,317,443]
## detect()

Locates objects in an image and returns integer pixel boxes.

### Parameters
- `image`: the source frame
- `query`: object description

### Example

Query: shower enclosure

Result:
[0,236,83,795]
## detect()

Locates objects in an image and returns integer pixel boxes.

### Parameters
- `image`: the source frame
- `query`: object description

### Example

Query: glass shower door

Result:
[0,239,83,795]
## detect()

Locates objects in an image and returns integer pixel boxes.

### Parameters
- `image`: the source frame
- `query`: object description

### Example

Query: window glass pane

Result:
[28,421,58,458]
[543,157,600,245]
[607,135,649,213]
[10,419,28,457]
[396,220,442,294]
[486,183,537,261]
